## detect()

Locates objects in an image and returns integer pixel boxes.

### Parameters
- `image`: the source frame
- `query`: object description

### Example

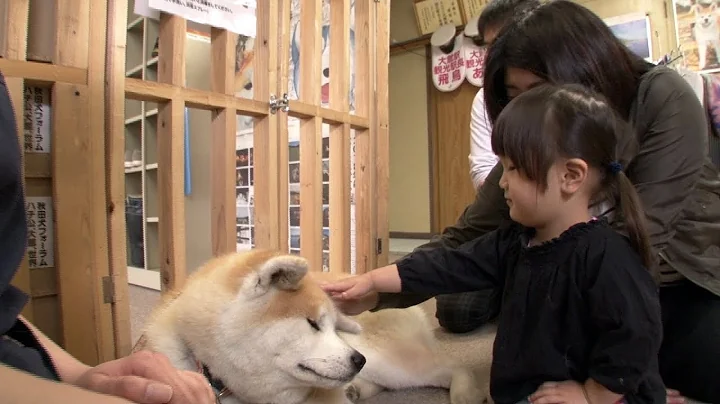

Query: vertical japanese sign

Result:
[431,35,466,92]
[23,87,51,154]
[25,196,55,269]
[414,0,464,36]
[463,37,486,87]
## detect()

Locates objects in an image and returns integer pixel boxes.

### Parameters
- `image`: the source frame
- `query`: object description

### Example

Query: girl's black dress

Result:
[395,219,665,404]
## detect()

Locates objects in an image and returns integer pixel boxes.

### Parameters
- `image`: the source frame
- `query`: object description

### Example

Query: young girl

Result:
[321,84,665,404]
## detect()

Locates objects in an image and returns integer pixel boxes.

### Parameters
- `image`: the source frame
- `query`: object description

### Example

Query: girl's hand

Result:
[321,274,375,301]
[529,381,588,404]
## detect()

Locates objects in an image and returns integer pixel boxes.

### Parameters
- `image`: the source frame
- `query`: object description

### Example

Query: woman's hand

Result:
[74,350,216,404]
[529,381,589,404]
[320,274,379,315]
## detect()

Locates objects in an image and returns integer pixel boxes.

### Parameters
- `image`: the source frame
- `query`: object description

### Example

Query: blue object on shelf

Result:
[184,107,192,196]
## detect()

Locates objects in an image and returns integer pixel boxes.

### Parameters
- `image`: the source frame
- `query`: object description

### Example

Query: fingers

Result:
[666,389,686,404]
[528,383,562,404]
[319,279,356,294]
[93,374,173,404]
[124,351,215,404]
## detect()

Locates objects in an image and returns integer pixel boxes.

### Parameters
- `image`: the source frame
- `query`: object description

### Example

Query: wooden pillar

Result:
[298,0,325,271]
[328,0,352,273]
[156,14,187,291]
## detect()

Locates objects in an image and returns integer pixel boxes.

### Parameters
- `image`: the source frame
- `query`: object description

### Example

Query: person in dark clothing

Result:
[323,84,665,404]
[0,72,215,403]
[329,2,720,403]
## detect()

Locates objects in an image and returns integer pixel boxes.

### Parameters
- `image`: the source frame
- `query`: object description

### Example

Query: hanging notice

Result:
[23,86,51,154]
[431,35,466,92]
[25,196,55,269]
[134,0,160,19]
[147,0,257,37]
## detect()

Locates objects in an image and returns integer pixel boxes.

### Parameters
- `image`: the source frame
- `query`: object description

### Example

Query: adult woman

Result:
[329,1,720,402]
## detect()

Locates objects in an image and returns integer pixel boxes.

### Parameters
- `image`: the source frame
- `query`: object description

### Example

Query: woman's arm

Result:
[0,364,133,404]
[18,315,91,384]
[628,69,707,256]
[468,88,497,189]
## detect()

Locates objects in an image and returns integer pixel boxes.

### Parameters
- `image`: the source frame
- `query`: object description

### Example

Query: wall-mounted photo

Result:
[672,0,720,72]
[603,12,653,62]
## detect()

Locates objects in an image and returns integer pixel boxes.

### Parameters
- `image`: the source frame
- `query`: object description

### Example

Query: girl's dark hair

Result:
[476,0,541,44]
[483,0,652,123]
[491,83,653,271]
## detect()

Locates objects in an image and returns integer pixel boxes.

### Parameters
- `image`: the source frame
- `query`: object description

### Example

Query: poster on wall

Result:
[25,196,55,269]
[672,0,720,73]
[23,87,51,154]
[145,0,257,37]
[603,13,653,63]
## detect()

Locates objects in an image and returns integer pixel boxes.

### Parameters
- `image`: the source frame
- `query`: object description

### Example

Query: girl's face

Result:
[498,157,564,229]
[505,67,544,100]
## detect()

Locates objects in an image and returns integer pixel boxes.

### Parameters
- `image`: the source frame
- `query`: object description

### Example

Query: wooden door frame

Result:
[106,0,389,356]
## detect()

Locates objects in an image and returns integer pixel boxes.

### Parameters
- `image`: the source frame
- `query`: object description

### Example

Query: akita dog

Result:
[133,249,490,404]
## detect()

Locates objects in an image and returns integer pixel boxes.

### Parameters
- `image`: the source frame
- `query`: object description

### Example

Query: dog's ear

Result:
[251,255,308,295]
[335,313,362,334]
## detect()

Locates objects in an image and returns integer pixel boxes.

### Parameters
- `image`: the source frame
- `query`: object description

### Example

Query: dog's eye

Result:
[307,318,320,331]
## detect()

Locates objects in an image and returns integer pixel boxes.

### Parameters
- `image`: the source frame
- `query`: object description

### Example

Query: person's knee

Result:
[435,291,499,334]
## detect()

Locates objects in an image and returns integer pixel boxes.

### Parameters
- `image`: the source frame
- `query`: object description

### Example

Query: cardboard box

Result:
[413,0,464,36]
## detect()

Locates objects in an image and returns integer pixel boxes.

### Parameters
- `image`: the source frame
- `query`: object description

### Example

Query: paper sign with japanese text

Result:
[25,196,55,269]
[147,0,257,37]
[431,35,466,92]
[23,87,51,154]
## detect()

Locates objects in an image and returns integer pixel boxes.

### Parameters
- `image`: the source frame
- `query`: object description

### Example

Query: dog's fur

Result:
[134,250,489,404]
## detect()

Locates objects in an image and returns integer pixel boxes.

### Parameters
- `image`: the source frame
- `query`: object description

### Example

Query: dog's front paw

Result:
[345,384,360,402]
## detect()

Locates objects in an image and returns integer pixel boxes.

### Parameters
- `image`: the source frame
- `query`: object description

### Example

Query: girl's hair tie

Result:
[608,161,623,175]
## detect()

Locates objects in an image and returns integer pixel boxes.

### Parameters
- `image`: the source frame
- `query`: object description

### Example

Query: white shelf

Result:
[127,16,144,31]
[127,266,161,290]
[126,63,143,77]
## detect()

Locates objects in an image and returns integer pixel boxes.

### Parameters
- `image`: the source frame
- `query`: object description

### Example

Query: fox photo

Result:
[673,0,720,72]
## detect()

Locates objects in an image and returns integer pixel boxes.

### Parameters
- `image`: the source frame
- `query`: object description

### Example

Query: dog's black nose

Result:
[350,351,366,371]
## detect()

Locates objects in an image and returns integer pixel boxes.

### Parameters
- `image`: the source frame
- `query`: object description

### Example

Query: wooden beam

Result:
[298,0,324,271]
[4,0,32,322]
[52,0,111,366]
[124,78,267,114]
[375,0,391,267]
[0,59,87,85]
[328,0,352,274]
[288,100,369,128]
[156,13,187,292]
[253,0,281,250]
[277,0,292,253]
[105,0,132,358]
[354,0,378,274]
[87,0,115,364]
[210,28,237,256]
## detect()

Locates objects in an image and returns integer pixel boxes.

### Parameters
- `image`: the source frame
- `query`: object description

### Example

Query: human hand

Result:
[528,381,589,404]
[320,274,378,315]
[666,388,686,404]
[74,350,215,404]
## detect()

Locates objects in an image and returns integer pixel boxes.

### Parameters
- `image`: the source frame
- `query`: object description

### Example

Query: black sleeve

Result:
[373,164,510,310]
[394,224,518,295]
[585,235,663,395]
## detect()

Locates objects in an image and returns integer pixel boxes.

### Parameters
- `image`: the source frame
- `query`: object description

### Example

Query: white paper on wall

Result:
[148,0,257,37]
[23,87,51,154]
[431,35,466,92]
[134,0,160,19]
[25,196,55,269]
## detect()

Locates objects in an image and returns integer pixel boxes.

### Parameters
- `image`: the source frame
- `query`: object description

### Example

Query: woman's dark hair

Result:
[476,0,541,44]
[483,0,652,123]
[491,83,654,271]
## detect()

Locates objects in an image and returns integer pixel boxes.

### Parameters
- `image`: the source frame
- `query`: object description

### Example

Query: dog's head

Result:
[212,250,365,389]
